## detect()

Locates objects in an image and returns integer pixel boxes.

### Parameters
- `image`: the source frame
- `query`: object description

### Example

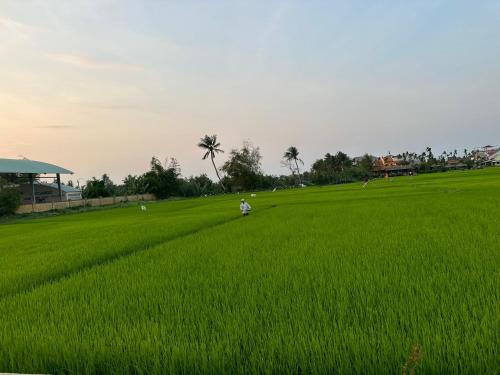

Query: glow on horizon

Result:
[1,0,499,183]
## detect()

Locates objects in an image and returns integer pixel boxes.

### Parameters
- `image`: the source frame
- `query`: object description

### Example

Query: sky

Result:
[1,0,499,183]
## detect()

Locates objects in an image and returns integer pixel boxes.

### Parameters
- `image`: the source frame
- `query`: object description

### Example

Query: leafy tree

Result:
[426,147,435,163]
[359,154,375,170]
[83,174,116,198]
[179,174,216,197]
[310,151,354,184]
[222,141,262,191]
[102,174,116,195]
[310,158,331,184]
[439,151,448,166]
[333,151,352,171]
[283,146,304,185]
[143,157,181,199]
[122,174,148,195]
[0,178,21,216]
[198,135,226,191]
[462,149,474,168]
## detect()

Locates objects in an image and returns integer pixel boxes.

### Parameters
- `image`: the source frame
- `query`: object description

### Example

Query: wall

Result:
[16,194,155,214]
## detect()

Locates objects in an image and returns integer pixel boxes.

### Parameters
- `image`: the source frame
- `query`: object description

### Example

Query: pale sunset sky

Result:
[1,0,499,182]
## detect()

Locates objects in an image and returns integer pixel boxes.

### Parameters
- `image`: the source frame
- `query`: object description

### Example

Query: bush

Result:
[0,185,22,216]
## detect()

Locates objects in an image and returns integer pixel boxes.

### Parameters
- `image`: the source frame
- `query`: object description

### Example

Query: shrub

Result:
[0,181,22,216]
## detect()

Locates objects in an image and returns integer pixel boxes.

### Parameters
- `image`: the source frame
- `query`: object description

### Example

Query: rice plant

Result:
[0,169,498,374]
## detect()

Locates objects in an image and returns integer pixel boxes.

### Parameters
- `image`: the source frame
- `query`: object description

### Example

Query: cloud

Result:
[78,102,142,110]
[255,1,289,65]
[37,125,74,129]
[0,16,29,30]
[64,96,170,113]
[48,53,143,70]
[0,16,36,37]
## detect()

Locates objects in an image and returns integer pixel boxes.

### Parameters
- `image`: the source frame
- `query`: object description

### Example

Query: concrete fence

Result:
[16,194,155,214]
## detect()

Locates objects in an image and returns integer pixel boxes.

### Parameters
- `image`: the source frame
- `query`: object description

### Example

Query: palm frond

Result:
[198,134,224,160]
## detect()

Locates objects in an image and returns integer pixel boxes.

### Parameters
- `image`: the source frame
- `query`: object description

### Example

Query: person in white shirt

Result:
[240,199,251,216]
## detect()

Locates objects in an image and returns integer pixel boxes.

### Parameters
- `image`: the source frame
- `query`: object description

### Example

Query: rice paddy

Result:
[0,169,498,374]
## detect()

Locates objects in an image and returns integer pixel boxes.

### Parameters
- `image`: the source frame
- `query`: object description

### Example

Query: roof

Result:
[445,163,467,168]
[0,158,73,174]
[38,182,81,193]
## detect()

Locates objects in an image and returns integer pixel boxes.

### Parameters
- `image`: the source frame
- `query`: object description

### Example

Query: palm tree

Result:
[198,134,225,191]
[283,146,304,185]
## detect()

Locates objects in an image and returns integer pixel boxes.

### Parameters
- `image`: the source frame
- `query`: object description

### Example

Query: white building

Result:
[477,145,500,166]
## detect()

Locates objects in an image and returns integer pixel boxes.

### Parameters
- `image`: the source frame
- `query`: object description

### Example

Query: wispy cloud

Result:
[48,53,143,70]
[37,125,74,129]
[63,96,169,113]
[0,16,29,30]
[0,16,36,37]
[255,1,289,65]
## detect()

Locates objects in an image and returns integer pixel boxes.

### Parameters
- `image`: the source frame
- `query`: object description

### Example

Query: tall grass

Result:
[0,198,238,298]
[0,169,498,374]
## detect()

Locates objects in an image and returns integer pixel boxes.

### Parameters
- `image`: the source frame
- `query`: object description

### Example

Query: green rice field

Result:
[0,169,498,374]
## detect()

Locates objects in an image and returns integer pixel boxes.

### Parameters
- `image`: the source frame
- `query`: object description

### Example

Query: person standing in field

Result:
[363,174,369,187]
[240,199,251,216]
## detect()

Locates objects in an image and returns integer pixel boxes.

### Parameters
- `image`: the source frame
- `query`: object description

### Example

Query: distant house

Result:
[445,158,468,170]
[479,146,500,167]
[373,155,414,175]
[472,145,499,166]
[19,182,82,204]
[482,153,500,167]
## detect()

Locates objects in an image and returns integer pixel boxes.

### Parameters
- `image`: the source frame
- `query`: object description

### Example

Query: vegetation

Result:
[0,178,22,216]
[71,139,497,201]
[0,169,498,374]
[83,174,116,198]
[283,146,304,185]
[221,141,263,191]
[310,151,362,185]
[198,134,226,191]
[0,198,237,298]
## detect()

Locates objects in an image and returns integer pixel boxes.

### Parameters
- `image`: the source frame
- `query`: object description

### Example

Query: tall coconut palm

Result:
[283,146,304,185]
[198,134,225,191]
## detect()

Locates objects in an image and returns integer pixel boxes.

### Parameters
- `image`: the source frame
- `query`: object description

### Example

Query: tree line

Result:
[0,138,490,216]
[82,140,296,198]
[80,136,486,199]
